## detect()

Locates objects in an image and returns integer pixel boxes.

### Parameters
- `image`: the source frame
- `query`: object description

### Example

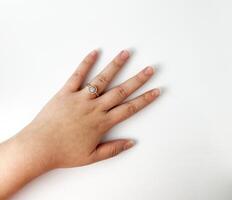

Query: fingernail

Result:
[144,66,154,75]
[120,50,130,60]
[90,49,98,57]
[151,88,160,96]
[124,140,135,150]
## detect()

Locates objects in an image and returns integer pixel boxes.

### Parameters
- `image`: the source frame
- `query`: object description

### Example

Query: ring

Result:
[86,83,99,97]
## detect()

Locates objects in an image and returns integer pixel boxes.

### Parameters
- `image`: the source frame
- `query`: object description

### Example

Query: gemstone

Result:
[89,85,97,93]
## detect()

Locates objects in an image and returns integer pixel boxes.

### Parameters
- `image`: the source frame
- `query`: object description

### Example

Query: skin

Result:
[0,49,160,199]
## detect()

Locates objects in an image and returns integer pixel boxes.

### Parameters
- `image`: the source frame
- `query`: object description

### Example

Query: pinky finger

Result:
[108,88,160,124]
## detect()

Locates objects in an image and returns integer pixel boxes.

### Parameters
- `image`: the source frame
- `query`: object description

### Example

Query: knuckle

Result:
[83,57,93,65]
[110,147,120,157]
[97,74,109,84]
[97,116,111,132]
[112,59,122,69]
[143,93,151,103]
[135,74,146,84]
[104,114,114,127]
[127,103,137,115]
[116,86,128,98]
[73,71,84,80]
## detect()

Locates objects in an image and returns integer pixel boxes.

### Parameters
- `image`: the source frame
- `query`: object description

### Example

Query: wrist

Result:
[0,124,55,198]
[13,123,57,172]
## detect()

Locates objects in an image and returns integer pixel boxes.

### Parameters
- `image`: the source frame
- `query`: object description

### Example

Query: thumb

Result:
[92,139,135,162]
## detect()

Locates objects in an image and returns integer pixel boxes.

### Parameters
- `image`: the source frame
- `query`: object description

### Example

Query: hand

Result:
[0,49,160,198]
[30,49,160,168]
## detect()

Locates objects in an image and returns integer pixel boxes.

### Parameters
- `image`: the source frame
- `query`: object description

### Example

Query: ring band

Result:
[86,83,99,97]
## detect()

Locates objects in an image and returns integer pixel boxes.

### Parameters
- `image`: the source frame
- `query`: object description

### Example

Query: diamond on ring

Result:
[87,83,99,97]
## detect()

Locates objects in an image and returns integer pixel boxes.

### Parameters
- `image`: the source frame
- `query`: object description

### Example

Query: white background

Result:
[0,0,232,199]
